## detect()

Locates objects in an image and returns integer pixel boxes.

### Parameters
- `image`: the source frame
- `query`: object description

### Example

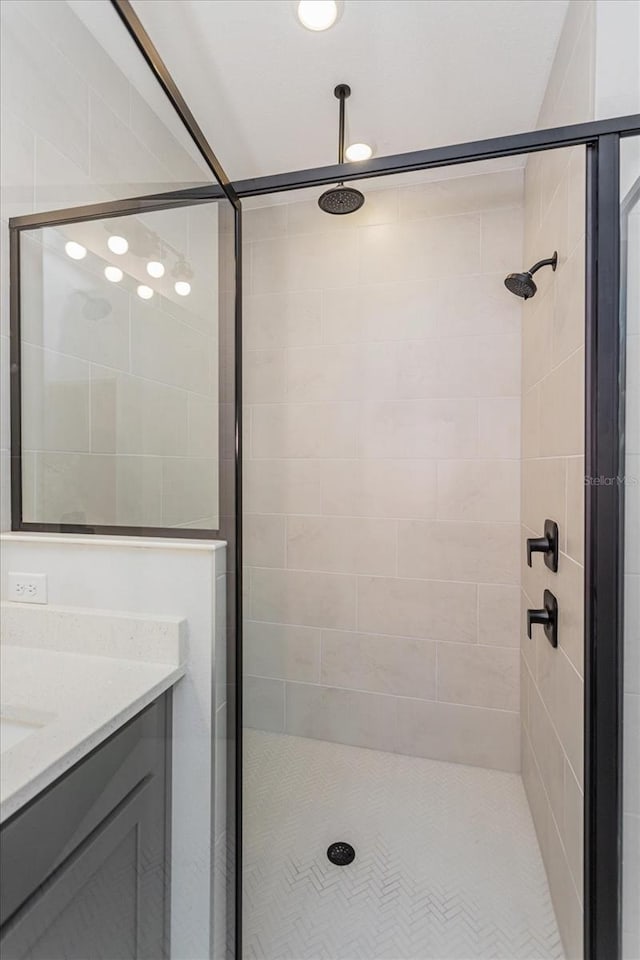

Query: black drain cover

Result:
[327,842,356,866]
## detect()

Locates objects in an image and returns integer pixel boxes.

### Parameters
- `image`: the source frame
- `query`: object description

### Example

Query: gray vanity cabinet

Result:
[0,695,171,960]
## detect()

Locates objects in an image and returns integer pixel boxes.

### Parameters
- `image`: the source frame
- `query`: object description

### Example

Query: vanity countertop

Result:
[0,603,186,823]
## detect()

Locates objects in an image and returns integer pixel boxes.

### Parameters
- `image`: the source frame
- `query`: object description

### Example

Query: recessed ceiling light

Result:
[104,265,123,283]
[65,241,87,260]
[147,260,165,279]
[345,142,373,162]
[107,235,128,255]
[297,0,337,31]
[174,280,191,297]
[137,284,154,300]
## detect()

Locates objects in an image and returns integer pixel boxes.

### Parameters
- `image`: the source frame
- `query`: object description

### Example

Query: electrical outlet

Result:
[8,572,48,604]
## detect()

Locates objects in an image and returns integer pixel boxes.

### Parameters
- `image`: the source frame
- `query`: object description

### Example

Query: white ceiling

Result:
[131,0,569,183]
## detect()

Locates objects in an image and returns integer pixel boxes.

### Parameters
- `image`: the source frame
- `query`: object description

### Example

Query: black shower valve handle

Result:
[527,589,559,648]
[527,535,550,566]
[526,519,559,572]
[527,606,550,639]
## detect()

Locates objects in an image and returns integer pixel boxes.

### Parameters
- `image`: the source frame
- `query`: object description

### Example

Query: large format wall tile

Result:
[357,576,477,644]
[285,682,397,753]
[244,459,322,516]
[395,697,520,771]
[251,232,359,294]
[22,345,90,453]
[397,519,520,584]
[251,402,358,459]
[436,459,520,522]
[250,568,357,631]
[521,82,588,955]
[320,630,437,699]
[320,459,437,519]
[244,172,524,773]
[244,621,321,683]
[358,398,478,460]
[396,333,520,399]
[286,516,397,577]
[358,215,481,285]
[437,642,520,711]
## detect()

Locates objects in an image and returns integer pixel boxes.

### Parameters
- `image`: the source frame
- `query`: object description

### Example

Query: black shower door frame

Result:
[6,1,638,953]
[225,118,635,960]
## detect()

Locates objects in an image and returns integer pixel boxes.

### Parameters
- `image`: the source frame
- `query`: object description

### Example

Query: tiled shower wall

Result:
[519,3,592,956]
[243,169,524,772]
[17,207,220,530]
[0,0,214,532]
[520,142,585,960]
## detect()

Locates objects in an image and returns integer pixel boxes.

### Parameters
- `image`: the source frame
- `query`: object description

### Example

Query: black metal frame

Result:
[227,121,635,960]
[5,2,639,956]
[8,194,235,542]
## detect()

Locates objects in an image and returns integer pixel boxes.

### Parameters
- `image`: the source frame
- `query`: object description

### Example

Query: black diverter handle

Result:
[527,589,558,648]
[526,519,559,572]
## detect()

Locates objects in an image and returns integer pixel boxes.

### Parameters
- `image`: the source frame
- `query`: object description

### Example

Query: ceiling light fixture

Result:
[297,0,337,31]
[147,260,165,279]
[65,241,87,260]
[107,235,128,255]
[137,284,154,300]
[174,280,191,297]
[345,142,373,162]
[104,265,123,283]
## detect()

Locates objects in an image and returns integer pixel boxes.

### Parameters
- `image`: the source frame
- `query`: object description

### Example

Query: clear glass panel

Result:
[241,149,586,957]
[621,134,640,960]
[0,0,215,214]
[19,201,221,530]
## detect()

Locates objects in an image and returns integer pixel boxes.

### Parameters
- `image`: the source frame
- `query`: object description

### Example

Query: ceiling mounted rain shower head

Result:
[504,251,558,300]
[318,84,365,215]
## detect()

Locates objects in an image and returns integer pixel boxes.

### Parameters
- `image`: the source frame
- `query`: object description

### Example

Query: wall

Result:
[18,205,220,530]
[0,3,231,957]
[0,0,214,532]
[0,533,227,960]
[243,168,524,772]
[520,2,593,956]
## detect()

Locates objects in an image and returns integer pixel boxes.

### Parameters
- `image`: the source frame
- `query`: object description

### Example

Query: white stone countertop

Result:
[0,603,187,823]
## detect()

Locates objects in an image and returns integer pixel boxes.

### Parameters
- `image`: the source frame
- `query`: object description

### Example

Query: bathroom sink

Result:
[0,716,43,753]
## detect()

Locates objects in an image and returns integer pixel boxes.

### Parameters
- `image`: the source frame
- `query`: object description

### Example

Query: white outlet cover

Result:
[8,572,48,604]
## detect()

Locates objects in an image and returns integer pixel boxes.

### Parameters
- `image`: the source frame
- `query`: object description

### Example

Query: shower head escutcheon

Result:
[318,84,365,215]
[504,251,558,300]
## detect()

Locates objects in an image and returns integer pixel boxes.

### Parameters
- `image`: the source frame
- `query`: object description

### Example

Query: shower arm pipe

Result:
[528,252,558,275]
[337,87,346,165]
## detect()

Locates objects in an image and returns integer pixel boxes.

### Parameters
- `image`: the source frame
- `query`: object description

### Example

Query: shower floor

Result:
[243,730,564,960]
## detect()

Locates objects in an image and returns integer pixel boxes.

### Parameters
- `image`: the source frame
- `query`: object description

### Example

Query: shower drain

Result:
[327,842,356,866]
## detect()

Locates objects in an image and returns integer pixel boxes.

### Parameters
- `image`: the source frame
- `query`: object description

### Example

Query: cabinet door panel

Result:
[0,696,170,960]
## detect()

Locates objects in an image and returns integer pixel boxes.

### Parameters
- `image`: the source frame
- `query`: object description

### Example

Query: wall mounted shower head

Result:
[504,252,558,300]
[318,84,365,215]
[74,290,113,321]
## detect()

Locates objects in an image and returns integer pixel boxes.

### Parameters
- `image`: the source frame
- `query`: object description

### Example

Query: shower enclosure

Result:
[4,1,639,958]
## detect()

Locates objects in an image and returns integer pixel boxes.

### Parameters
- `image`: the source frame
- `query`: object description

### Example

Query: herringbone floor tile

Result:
[243,731,564,960]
